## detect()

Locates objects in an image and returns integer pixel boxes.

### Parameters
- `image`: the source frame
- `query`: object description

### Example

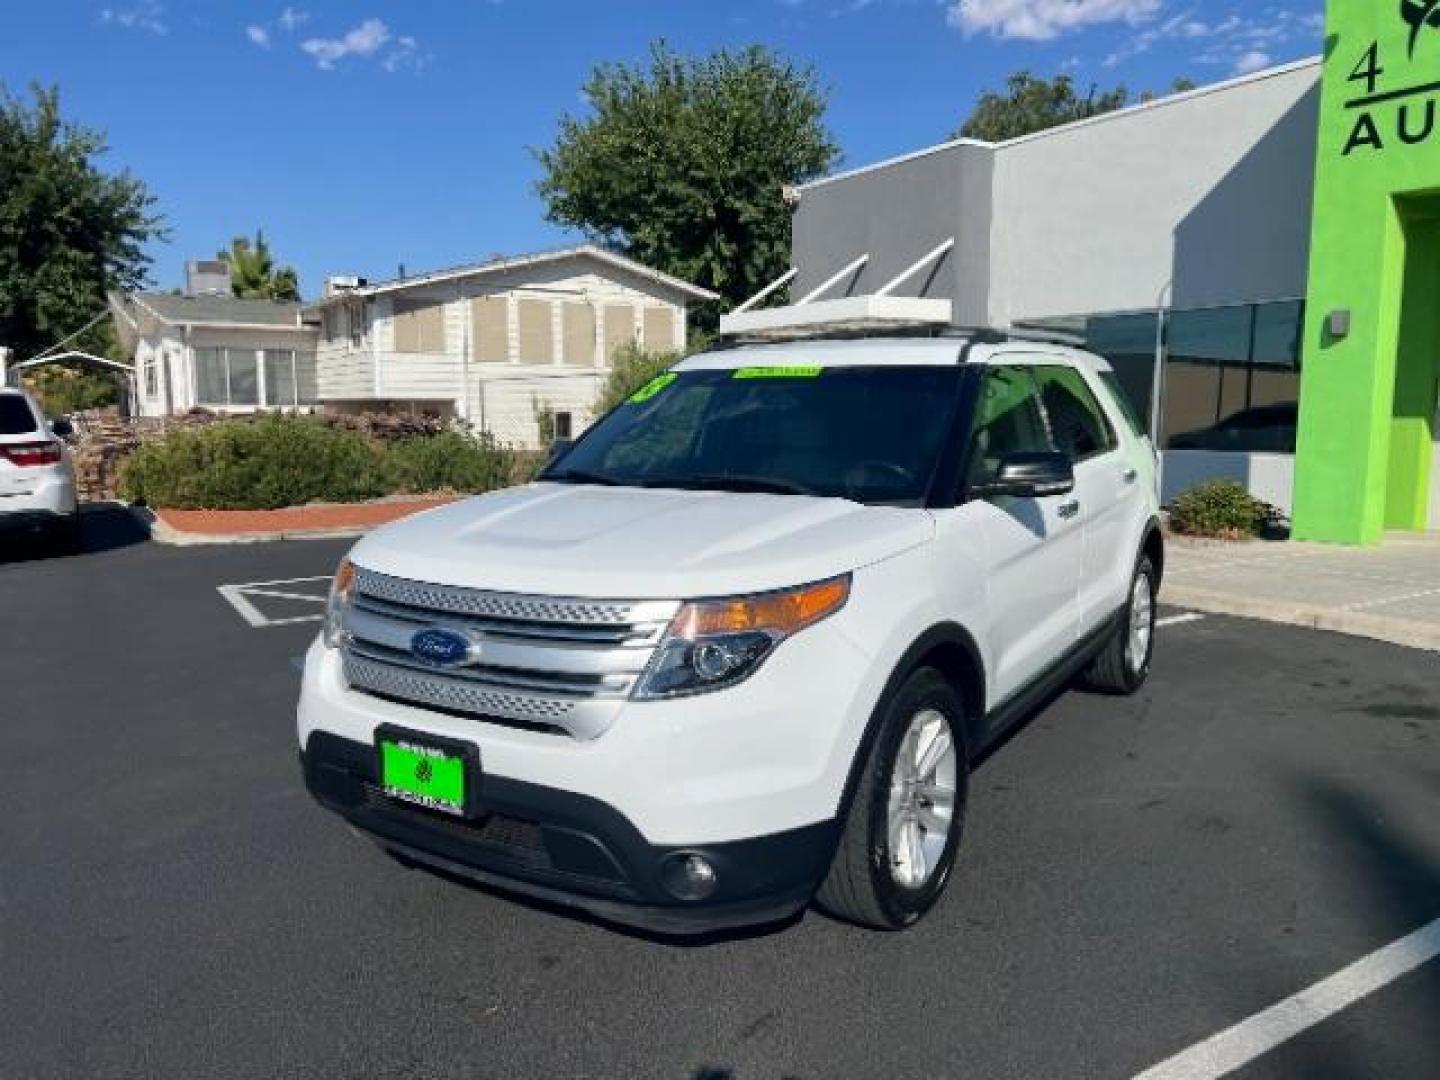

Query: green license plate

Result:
[379,734,470,816]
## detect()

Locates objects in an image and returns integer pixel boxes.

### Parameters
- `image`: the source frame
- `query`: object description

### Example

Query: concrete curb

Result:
[128,505,370,546]
[1162,583,1440,654]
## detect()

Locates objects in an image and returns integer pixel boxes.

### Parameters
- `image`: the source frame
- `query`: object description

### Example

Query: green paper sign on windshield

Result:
[732,366,824,380]
[628,373,678,403]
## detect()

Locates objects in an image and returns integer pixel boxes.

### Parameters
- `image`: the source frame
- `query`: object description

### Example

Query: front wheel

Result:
[815,668,969,930]
[1084,554,1157,694]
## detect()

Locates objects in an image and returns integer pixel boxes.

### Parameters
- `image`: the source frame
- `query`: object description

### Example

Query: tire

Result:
[54,511,82,555]
[815,667,969,930]
[1084,554,1157,695]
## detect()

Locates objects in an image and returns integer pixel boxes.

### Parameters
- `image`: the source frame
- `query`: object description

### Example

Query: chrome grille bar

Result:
[341,569,677,740]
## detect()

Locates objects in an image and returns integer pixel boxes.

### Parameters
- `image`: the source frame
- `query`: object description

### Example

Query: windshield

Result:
[544,365,964,506]
[0,395,39,436]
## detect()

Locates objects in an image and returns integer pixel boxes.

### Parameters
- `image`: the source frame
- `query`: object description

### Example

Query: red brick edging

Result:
[152,497,458,539]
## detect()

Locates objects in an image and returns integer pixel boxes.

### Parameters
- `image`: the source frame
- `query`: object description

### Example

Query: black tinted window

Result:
[548,366,964,506]
[965,367,1051,490]
[1035,366,1115,462]
[0,395,38,435]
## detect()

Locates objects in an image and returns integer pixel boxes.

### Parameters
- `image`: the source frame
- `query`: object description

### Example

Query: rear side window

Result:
[1098,370,1147,438]
[965,367,1052,491]
[0,395,39,435]
[1034,366,1116,463]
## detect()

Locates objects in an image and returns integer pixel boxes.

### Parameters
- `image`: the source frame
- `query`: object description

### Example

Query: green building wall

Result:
[1293,0,1440,543]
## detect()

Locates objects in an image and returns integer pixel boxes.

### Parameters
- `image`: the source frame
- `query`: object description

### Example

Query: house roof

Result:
[306,245,720,309]
[128,292,309,329]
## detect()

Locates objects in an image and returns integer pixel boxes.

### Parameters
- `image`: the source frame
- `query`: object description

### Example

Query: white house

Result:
[303,245,717,446]
[111,261,319,418]
[113,247,716,446]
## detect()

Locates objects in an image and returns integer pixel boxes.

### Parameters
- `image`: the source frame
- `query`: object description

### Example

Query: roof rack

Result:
[718,239,1083,349]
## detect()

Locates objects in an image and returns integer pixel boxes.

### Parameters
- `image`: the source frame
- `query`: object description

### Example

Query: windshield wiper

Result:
[653,474,820,497]
[543,468,627,487]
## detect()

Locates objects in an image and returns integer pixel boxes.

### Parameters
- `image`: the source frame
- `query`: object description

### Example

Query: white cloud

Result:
[947,0,1161,41]
[99,1,167,35]
[246,25,271,48]
[301,17,392,69]
[1232,49,1272,75]
[278,7,309,32]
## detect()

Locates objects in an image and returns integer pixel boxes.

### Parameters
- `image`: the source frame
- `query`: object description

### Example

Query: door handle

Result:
[1057,499,1081,519]
[1121,468,1139,484]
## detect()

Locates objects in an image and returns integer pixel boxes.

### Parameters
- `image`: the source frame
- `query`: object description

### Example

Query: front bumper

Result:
[302,730,838,935]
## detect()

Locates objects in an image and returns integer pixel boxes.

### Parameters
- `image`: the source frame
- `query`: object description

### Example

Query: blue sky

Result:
[4,1,1325,297]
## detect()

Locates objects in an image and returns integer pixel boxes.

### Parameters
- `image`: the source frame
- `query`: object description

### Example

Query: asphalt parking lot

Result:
[3,513,1438,1079]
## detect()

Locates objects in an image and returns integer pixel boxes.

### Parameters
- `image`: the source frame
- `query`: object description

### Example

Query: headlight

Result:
[632,575,850,700]
[322,557,356,649]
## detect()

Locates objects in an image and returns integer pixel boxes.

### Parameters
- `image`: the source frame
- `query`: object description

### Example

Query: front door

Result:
[940,364,1083,706]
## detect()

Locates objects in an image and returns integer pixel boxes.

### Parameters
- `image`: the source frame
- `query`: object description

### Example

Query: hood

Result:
[349,483,934,599]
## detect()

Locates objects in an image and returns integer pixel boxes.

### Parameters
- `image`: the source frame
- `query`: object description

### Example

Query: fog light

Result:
[660,852,718,901]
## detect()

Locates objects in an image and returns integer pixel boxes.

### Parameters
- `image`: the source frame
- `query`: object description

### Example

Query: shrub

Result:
[1169,479,1277,539]
[119,415,385,510]
[594,341,681,416]
[382,430,515,495]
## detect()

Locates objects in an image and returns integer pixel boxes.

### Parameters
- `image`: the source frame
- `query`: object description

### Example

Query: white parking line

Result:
[1157,613,1206,629]
[1133,917,1440,1080]
[218,576,330,629]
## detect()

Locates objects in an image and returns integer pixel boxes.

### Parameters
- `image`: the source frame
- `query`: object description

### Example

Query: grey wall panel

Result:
[792,143,994,325]
[989,63,1320,324]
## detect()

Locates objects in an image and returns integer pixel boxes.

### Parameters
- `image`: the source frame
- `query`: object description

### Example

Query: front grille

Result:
[342,569,677,740]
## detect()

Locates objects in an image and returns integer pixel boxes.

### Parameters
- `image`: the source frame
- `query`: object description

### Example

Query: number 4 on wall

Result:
[1350,42,1384,96]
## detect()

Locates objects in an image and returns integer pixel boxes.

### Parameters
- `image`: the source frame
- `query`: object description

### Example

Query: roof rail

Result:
[713,317,1082,350]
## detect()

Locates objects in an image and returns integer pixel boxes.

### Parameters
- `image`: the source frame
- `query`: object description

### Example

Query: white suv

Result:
[0,388,80,549]
[298,335,1162,933]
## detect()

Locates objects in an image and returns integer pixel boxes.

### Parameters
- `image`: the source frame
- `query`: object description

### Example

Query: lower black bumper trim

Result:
[302,731,838,935]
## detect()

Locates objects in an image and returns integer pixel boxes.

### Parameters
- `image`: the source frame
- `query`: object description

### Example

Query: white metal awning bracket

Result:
[732,267,799,314]
[876,238,955,297]
[798,254,870,305]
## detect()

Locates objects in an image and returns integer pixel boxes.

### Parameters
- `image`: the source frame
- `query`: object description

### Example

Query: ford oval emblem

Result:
[409,627,472,668]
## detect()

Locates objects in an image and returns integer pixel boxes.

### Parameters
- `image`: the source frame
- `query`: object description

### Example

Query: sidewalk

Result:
[1161,532,1440,652]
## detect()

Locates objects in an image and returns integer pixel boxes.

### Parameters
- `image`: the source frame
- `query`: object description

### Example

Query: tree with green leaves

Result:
[955,72,1195,142]
[218,230,301,301]
[536,42,840,324]
[0,83,162,363]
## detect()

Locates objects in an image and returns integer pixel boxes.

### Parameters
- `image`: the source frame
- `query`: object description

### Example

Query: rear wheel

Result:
[1084,554,1156,694]
[816,668,969,930]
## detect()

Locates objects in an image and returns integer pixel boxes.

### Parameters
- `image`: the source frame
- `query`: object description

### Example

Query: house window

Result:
[295,351,319,405]
[562,303,596,366]
[392,298,446,353]
[554,410,574,441]
[517,299,554,363]
[604,305,636,360]
[264,350,297,408]
[195,347,227,406]
[143,353,159,397]
[471,296,509,362]
[349,301,365,348]
[642,306,676,351]
[194,346,263,409]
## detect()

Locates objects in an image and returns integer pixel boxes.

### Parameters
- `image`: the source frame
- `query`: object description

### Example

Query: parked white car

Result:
[298,333,1162,933]
[0,388,79,549]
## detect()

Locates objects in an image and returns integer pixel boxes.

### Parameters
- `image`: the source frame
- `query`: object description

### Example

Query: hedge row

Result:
[118,415,527,510]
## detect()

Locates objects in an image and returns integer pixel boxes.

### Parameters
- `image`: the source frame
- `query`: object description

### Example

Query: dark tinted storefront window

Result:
[1021,300,1304,454]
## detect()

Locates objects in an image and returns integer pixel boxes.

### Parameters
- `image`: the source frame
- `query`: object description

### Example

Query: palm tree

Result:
[218,230,301,301]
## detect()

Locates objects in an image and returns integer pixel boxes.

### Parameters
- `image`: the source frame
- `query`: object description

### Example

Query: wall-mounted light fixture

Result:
[1326,308,1351,340]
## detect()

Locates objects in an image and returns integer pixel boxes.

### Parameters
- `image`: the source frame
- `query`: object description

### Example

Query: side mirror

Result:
[973,451,1074,499]
[546,437,574,464]
[50,418,74,439]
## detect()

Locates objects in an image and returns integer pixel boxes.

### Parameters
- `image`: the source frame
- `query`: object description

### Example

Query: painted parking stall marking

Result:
[1133,916,1440,1080]
[218,576,331,628]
